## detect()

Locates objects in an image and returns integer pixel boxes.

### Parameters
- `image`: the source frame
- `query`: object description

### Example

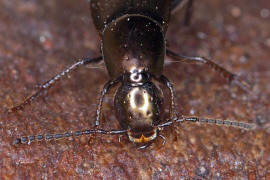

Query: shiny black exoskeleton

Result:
[92,1,173,142]
[11,0,254,145]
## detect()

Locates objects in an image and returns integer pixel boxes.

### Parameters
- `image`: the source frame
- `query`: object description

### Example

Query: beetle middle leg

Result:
[166,49,252,93]
[9,56,103,113]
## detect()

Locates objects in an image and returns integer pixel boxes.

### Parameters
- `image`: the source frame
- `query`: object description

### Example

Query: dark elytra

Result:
[10,0,255,146]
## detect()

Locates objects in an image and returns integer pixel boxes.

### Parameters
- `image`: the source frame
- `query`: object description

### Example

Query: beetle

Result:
[10,0,254,146]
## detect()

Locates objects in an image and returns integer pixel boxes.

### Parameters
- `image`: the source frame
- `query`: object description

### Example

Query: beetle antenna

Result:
[13,129,127,145]
[158,116,256,130]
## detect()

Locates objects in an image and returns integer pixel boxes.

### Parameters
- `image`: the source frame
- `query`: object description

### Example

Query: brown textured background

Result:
[1,0,270,179]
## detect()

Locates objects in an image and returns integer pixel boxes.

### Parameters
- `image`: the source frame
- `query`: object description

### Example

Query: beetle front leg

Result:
[95,77,121,126]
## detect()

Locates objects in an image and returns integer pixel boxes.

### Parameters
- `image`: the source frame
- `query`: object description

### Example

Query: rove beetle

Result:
[11,0,255,146]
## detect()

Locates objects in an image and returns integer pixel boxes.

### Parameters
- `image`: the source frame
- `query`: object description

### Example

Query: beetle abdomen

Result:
[91,0,172,33]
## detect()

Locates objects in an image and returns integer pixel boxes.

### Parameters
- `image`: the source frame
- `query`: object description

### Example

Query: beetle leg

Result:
[171,0,188,12]
[171,0,194,25]
[183,0,194,26]
[166,49,252,93]
[157,75,178,121]
[9,56,103,113]
[96,77,121,126]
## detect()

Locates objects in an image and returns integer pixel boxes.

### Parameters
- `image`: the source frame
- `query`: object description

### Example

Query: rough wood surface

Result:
[1,0,270,179]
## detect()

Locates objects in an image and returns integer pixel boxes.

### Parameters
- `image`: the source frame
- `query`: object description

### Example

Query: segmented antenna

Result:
[158,116,256,130]
[14,117,255,145]
[13,129,127,145]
